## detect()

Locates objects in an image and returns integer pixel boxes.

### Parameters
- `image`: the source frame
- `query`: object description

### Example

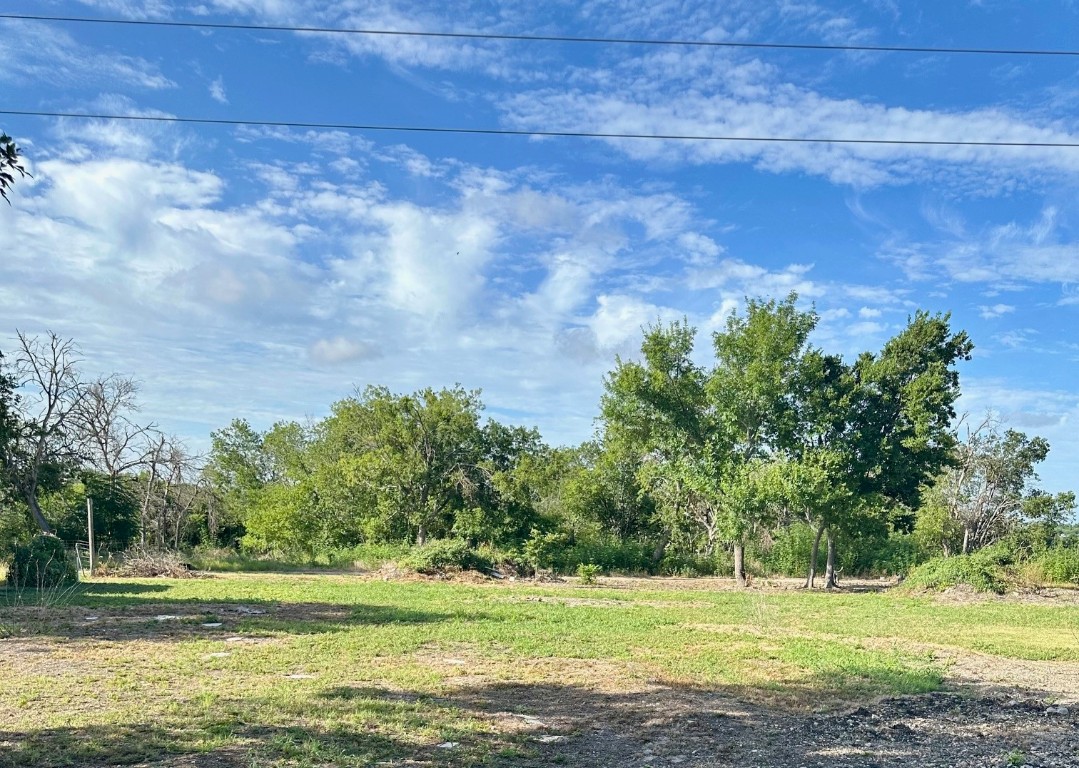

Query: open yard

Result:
[2,573,1077,767]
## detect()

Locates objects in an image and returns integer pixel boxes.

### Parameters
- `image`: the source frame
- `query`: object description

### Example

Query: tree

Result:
[40,470,140,550]
[0,332,86,535]
[602,296,817,586]
[708,294,818,583]
[74,374,155,482]
[202,419,270,545]
[791,312,972,587]
[602,319,715,569]
[0,350,19,489]
[334,385,487,545]
[0,133,29,204]
[919,416,1069,555]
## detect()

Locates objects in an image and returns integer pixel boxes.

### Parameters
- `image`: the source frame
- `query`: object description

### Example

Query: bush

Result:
[758,523,823,577]
[523,530,569,571]
[523,531,652,575]
[399,539,492,575]
[559,537,652,574]
[6,535,78,589]
[904,550,1009,594]
[1034,546,1079,585]
[576,563,602,584]
[847,533,925,576]
[658,549,733,577]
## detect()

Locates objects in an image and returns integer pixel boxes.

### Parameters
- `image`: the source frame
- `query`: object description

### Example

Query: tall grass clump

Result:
[1033,546,1079,585]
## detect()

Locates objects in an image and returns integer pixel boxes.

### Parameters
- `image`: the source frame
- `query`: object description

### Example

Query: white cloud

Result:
[889,207,1079,293]
[209,76,229,104]
[0,19,175,90]
[979,303,1015,319]
[500,77,1079,189]
[997,329,1037,349]
[958,381,1079,493]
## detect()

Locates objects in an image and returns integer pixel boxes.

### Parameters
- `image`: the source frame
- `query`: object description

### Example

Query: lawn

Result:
[1,573,1077,767]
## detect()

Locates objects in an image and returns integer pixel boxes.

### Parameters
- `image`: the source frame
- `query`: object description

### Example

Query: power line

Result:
[2,109,1078,148]
[3,12,1079,58]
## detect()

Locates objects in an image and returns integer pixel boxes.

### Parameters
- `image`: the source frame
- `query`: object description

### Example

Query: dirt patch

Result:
[450,684,1077,768]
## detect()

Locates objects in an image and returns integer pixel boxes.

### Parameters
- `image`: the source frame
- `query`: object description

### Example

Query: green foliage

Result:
[1033,546,1079,585]
[658,549,734,577]
[39,471,140,550]
[759,523,826,576]
[904,549,1011,594]
[0,132,29,204]
[559,536,653,573]
[6,535,77,588]
[576,563,602,584]
[522,529,569,571]
[398,539,492,574]
[203,418,270,543]
[844,532,925,576]
[240,481,323,557]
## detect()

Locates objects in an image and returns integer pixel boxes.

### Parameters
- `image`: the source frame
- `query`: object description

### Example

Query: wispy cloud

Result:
[209,76,229,104]
[887,207,1079,294]
[0,19,175,90]
[979,303,1015,319]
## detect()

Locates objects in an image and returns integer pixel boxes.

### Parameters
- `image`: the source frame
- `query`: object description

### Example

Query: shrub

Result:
[1034,546,1079,585]
[399,539,492,575]
[658,549,733,577]
[904,550,1008,594]
[559,537,652,574]
[758,523,824,577]
[576,563,602,584]
[6,535,78,589]
[522,530,569,571]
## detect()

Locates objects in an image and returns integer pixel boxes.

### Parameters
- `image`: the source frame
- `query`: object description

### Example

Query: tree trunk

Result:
[141,461,158,548]
[961,525,971,555]
[651,530,670,567]
[416,523,427,546]
[805,522,825,589]
[733,541,747,588]
[824,532,839,589]
[24,491,55,535]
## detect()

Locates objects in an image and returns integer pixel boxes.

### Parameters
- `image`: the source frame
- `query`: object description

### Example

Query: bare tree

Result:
[74,374,155,482]
[1,332,86,534]
[929,414,1051,555]
[139,434,205,549]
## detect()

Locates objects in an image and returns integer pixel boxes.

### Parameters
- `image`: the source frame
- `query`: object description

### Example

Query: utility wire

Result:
[2,109,1077,148]
[3,12,1079,58]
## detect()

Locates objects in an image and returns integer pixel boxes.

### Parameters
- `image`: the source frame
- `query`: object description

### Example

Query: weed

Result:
[576,563,602,585]
[1006,748,1027,766]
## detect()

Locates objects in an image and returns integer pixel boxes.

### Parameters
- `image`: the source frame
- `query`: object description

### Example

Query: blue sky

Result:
[2,1,1079,493]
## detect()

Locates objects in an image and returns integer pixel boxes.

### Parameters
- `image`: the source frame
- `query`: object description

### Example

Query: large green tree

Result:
[603,295,817,585]
[708,294,818,583]
[602,319,716,569]
[791,312,972,587]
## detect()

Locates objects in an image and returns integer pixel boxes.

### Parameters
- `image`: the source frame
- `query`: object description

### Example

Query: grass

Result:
[1,573,1076,767]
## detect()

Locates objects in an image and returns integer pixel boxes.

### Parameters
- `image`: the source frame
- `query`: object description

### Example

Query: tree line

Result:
[1,295,1075,584]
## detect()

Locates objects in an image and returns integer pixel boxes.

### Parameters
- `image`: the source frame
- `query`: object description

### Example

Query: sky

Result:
[1,1,1079,493]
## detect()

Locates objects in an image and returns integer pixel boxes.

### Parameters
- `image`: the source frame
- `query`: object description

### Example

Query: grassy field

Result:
[1,573,1077,767]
